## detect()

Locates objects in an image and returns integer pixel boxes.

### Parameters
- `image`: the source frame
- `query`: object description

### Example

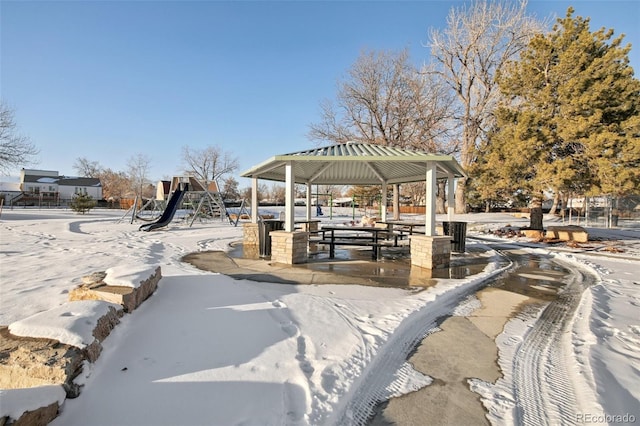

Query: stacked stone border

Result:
[0,266,161,426]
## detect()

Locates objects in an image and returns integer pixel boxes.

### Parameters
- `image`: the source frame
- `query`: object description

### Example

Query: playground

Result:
[118,176,250,231]
[0,207,638,425]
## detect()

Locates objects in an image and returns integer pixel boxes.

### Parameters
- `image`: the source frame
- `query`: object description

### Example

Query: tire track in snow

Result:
[512,259,597,426]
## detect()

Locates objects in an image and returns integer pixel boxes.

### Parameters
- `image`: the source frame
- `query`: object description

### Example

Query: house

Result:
[331,197,356,207]
[0,181,21,205]
[16,169,102,205]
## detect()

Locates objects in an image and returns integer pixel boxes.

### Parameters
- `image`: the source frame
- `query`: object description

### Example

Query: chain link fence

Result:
[564,195,640,228]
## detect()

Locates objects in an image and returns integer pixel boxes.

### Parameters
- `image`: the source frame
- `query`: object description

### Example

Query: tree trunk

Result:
[548,191,560,216]
[529,196,544,230]
[455,178,468,214]
[562,192,570,219]
[436,181,446,214]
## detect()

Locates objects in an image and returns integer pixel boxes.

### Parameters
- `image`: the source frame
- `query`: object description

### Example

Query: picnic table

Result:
[316,225,396,260]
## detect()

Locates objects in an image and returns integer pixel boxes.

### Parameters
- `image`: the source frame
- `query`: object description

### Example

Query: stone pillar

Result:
[410,235,452,269]
[243,223,259,246]
[242,223,260,258]
[270,231,309,264]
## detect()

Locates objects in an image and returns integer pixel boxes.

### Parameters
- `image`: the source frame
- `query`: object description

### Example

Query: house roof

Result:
[59,176,102,187]
[240,142,466,185]
[22,174,101,187]
[22,175,58,184]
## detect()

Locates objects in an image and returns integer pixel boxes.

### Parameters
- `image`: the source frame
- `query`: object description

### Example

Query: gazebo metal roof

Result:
[240,142,466,185]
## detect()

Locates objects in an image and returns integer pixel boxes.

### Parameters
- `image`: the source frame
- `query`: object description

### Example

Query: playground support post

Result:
[130,196,139,224]
[116,195,139,224]
[350,194,382,220]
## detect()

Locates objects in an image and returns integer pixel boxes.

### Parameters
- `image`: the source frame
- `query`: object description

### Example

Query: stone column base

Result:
[410,235,452,269]
[270,231,309,264]
[243,223,259,246]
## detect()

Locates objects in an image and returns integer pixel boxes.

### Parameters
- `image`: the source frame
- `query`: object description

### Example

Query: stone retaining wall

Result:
[0,266,162,426]
[69,266,162,313]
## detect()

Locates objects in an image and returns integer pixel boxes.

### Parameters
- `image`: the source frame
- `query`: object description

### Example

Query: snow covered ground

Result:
[0,208,638,425]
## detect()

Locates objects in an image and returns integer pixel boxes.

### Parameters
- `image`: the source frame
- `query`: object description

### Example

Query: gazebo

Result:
[240,142,467,269]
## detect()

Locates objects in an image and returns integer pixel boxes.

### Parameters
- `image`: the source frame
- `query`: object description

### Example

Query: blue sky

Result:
[2,1,639,186]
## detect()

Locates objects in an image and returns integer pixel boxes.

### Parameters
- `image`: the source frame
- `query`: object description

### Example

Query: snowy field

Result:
[0,207,638,425]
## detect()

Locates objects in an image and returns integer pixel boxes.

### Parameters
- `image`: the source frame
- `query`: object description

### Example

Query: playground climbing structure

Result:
[136,176,231,231]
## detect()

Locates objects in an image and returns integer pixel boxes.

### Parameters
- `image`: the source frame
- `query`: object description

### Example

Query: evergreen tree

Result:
[70,193,96,214]
[484,8,640,229]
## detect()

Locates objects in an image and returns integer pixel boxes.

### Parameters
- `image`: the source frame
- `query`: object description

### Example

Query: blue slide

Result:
[139,189,185,232]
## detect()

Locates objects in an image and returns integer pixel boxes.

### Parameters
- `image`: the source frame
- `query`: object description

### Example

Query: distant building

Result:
[332,197,355,207]
[0,181,21,204]
[20,169,102,199]
[7,169,102,206]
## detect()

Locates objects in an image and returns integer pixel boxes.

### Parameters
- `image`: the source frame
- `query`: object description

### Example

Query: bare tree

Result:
[0,102,38,173]
[181,145,239,187]
[72,158,137,201]
[99,168,131,201]
[73,157,102,178]
[428,0,543,212]
[402,64,460,155]
[309,49,455,216]
[127,153,152,198]
[270,183,286,205]
[309,49,454,151]
[221,176,241,200]
[401,181,422,206]
[242,183,268,204]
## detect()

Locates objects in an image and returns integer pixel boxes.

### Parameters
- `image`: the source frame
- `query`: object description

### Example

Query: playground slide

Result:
[139,189,185,232]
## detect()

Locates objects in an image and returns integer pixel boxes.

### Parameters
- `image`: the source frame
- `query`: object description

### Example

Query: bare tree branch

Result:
[127,153,152,198]
[308,49,455,153]
[427,0,544,212]
[73,157,102,178]
[181,145,239,186]
[0,102,39,174]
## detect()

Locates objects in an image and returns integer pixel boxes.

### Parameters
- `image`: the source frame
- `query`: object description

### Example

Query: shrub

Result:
[70,194,96,214]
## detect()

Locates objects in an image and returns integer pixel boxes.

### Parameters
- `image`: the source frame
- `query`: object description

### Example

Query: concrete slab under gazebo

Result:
[240,141,467,269]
